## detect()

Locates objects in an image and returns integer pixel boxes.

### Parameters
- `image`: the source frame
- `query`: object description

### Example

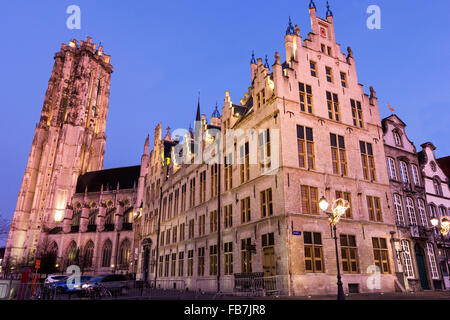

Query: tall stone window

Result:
[393,194,405,226]
[360,141,376,181]
[197,247,205,276]
[118,239,131,269]
[411,164,420,186]
[405,197,417,226]
[241,197,251,223]
[241,238,253,273]
[298,82,313,113]
[301,186,319,215]
[340,234,359,274]
[386,157,397,180]
[187,250,194,277]
[297,125,315,169]
[178,251,184,277]
[210,165,218,199]
[239,142,250,183]
[417,199,428,227]
[399,161,409,184]
[304,232,324,273]
[351,99,364,128]
[426,243,439,279]
[326,91,340,121]
[224,242,233,275]
[209,245,218,276]
[101,240,112,268]
[367,196,382,222]
[401,240,414,278]
[335,191,352,219]
[83,241,94,268]
[372,237,390,274]
[260,188,273,217]
[330,133,347,176]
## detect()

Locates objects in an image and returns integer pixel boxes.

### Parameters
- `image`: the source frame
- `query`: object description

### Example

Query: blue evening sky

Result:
[0,0,449,236]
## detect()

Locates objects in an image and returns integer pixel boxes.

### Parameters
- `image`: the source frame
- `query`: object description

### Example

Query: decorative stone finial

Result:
[347,46,353,58]
[264,55,270,68]
[286,17,295,35]
[369,86,376,99]
[250,50,256,64]
[212,103,221,118]
[326,1,333,17]
[295,24,300,36]
[309,0,316,9]
[275,52,281,65]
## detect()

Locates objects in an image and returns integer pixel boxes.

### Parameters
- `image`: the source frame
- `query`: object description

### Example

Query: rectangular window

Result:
[241,238,253,273]
[224,153,233,191]
[188,219,194,239]
[259,129,271,173]
[179,223,185,241]
[240,142,250,183]
[393,194,405,226]
[199,214,206,236]
[168,193,173,219]
[164,254,170,277]
[325,66,333,82]
[399,161,409,184]
[172,226,177,243]
[310,61,317,77]
[187,250,194,276]
[301,185,319,215]
[166,229,171,245]
[411,164,420,186]
[304,232,324,273]
[360,141,376,181]
[298,82,313,113]
[224,242,233,275]
[171,253,176,277]
[210,210,218,233]
[199,171,206,203]
[387,157,397,180]
[340,72,347,87]
[197,247,205,276]
[158,256,163,277]
[335,191,352,219]
[174,189,179,216]
[367,196,383,222]
[351,99,364,128]
[260,188,273,217]
[181,184,187,212]
[178,251,184,277]
[426,243,439,279]
[340,234,359,273]
[241,197,251,223]
[297,125,315,169]
[401,240,414,278]
[224,204,233,229]
[211,164,218,198]
[189,178,196,208]
[160,231,165,246]
[330,133,347,176]
[326,91,340,121]
[372,238,391,274]
[209,245,218,276]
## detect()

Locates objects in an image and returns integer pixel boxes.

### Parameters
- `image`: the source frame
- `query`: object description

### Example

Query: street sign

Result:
[292,231,302,236]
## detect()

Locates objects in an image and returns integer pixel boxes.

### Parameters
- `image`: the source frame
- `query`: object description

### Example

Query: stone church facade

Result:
[3,1,448,296]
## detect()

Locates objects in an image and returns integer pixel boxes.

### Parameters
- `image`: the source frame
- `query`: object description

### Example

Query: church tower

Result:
[5,37,113,265]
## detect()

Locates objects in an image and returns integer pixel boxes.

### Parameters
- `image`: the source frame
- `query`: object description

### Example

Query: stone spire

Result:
[326,1,333,17]
[309,0,316,9]
[212,102,221,118]
[286,17,295,35]
[250,50,256,64]
[264,55,270,68]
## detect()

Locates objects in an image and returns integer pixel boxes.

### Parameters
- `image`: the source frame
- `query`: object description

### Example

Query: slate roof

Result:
[75,165,141,193]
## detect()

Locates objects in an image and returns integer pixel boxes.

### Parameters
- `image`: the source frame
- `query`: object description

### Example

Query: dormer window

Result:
[394,131,402,146]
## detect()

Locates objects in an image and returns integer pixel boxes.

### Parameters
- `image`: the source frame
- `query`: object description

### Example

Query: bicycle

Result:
[87,284,112,299]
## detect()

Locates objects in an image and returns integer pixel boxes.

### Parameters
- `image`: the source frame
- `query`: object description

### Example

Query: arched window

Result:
[430,204,437,218]
[405,197,417,226]
[118,239,131,268]
[386,157,397,180]
[49,241,58,255]
[122,199,132,223]
[72,203,82,227]
[417,199,428,227]
[399,161,409,184]
[66,241,78,265]
[105,201,115,225]
[83,241,94,268]
[426,243,439,279]
[411,164,420,186]
[433,179,443,196]
[440,206,448,218]
[88,202,98,226]
[101,240,113,268]
[394,131,402,146]
[401,240,414,279]
[393,194,405,226]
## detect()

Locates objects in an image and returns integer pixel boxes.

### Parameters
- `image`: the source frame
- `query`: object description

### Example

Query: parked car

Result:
[44,275,68,285]
[82,274,129,295]
[52,275,93,295]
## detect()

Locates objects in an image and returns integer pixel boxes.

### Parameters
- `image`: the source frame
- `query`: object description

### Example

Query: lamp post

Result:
[319,196,350,301]
[430,215,450,287]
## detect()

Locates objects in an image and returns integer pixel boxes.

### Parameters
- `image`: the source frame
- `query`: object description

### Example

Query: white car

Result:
[44,275,68,285]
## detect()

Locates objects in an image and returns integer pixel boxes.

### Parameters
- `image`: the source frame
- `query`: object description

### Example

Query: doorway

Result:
[414,244,430,290]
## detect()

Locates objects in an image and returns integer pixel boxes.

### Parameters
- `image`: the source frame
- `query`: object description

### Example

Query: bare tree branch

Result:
[0,213,11,244]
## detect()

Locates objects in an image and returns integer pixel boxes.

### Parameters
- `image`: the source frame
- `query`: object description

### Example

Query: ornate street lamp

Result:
[319,196,350,301]
[430,216,450,237]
